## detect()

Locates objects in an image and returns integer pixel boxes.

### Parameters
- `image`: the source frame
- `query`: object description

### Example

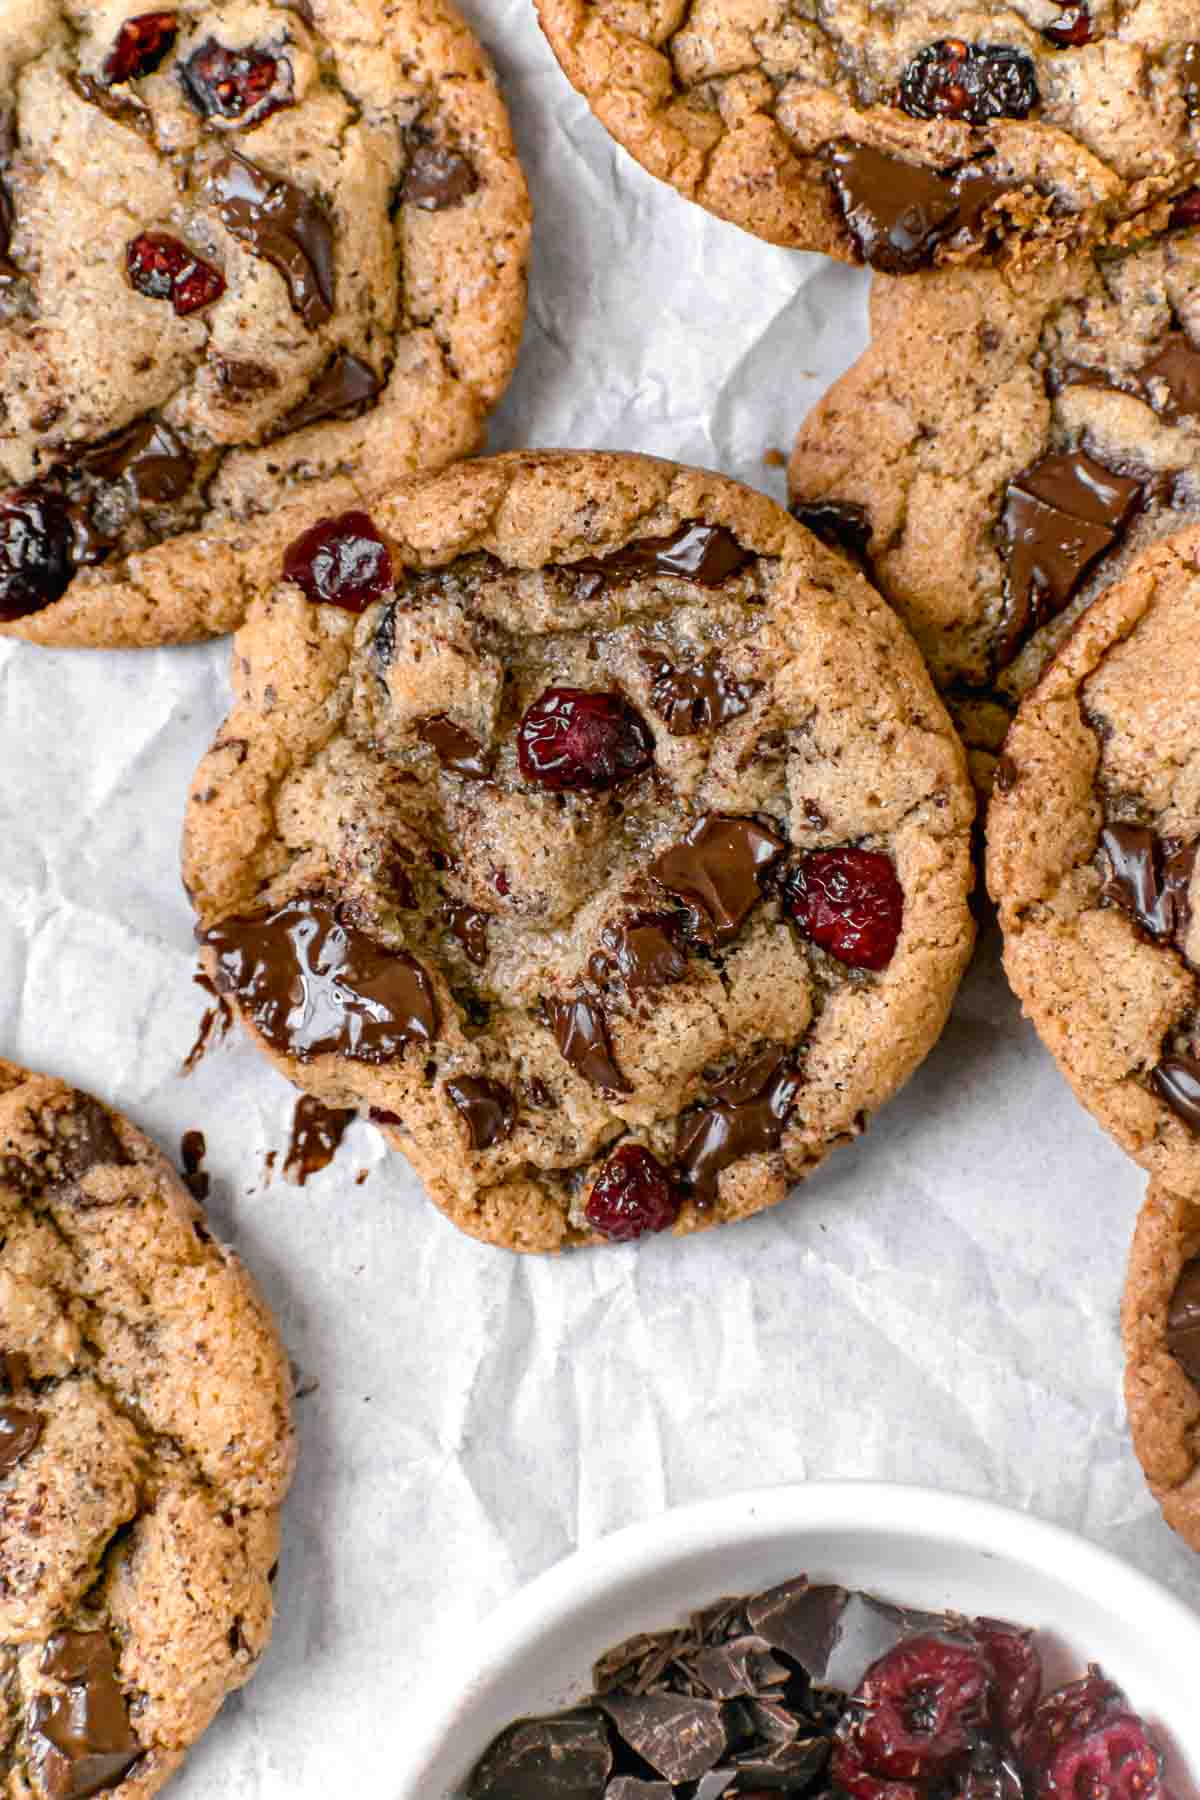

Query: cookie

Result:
[0,0,530,649]
[1123,1179,1200,1553]
[534,0,1200,268]
[181,450,975,1254]
[789,211,1200,791]
[987,524,1200,1193]
[0,1057,295,1796]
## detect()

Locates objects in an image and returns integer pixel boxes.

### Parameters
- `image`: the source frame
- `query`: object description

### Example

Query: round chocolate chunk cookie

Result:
[1123,1179,1200,1553]
[0,0,529,648]
[534,0,1200,267]
[0,1057,295,1795]
[790,211,1200,791]
[988,525,1200,1192]
[182,451,975,1253]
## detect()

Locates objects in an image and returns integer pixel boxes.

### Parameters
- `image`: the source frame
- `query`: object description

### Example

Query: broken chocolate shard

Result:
[688,1636,790,1700]
[402,141,478,210]
[277,351,382,434]
[825,142,1008,273]
[548,994,632,1095]
[417,714,492,779]
[30,1631,141,1800]
[745,1578,951,1693]
[75,417,195,506]
[0,1402,43,1476]
[445,1076,516,1150]
[1167,1257,1200,1386]
[467,1712,612,1800]
[1151,1054,1200,1133]
[642,648,761,737]
[573,523,753,590]
[1137,331,1200,422]
[202,895,438,1063]
[607,1782,673,1800]
[601,1694,727,1785]
[650,814,786,947]
[206,150,334,330]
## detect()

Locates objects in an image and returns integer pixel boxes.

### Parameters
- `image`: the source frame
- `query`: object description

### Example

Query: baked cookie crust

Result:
[1123,1178,1200,1554]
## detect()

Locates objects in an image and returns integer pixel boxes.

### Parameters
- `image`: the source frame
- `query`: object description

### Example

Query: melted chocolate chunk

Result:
[402,141,478,210]
[573,523,753,590]
[75,418,195,506]
[1151,1055,1200,1132]
[445,1076,516,1150]
[675,1048,801,1205]
[1181,45,1200,117]
[641,648,760,737]
[1167,1257,1200,1385]
[602,1695,727,1784]
[588,912,688,996]
[1138,333,1200,422]
[650,815,786,947]
[202,895,438,1063]
[548,994,631,1095]
[444,902,490,967]
[181,38,295,127]
[71,72,154,136]
[179,1127,209,1201]
[0,1351,31,1393]
[38,1098,128,1203]
[30,1631,141,1800]
[791,499,872,567]
[417,715,492,779]
[206,151,334,330]
[998,449,1143,666]
[0,1402,42,1476]
[213,356,279,399]
[826,143,1008,273]
[468,1713,612,1800]
[899,40,1039,125]
[277,352,382,434]
[1099,826,1196,951]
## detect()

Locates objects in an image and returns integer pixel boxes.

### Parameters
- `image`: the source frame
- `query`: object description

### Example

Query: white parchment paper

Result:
[1,0,1195,1791]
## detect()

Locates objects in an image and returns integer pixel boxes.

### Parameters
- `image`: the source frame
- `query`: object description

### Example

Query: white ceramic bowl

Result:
[399,1483,1200,1800]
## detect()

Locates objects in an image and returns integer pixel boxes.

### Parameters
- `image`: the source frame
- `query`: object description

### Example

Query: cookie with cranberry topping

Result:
[0,0,529,648]
[988,525,1200,1197]
[0,1056,295,1796]
[790,217,1200,790]
[1123,1179,1200,1554]
[181,451,974,1253]
[534,0,1199,267]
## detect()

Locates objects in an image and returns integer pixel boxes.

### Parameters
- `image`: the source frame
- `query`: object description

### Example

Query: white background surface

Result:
[1,0,1196,1792]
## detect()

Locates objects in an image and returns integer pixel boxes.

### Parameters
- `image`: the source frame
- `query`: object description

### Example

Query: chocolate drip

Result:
[445,1076,516,1150]
[641,647,760,736]
[1151,1055,1200,1132]
[29,1631,141,1800]
[1099,825,1196,952]
[548,994,631,1094]
[675,1047,801,1205]
[179,1127,209,1201]
[402,142,478,210]
[0,1403,42,1476]
[650,814,786,946]
[1167,1257,1200,1385]
[206,151,334,329]
[277,352,382,433]
[444,902,490,967]
[202,895,438,1063]
[825,142,1009,273]
[417,715,492,779]
[573,522,753,590]
[588,911,688,996]
[283,1095,355,1184]
[75,417,195,505]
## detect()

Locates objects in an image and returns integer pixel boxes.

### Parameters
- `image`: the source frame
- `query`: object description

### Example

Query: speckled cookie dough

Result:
[988,525,1200,1194]
[789,213,1200,792]
[534,0,1200,266]
[1123,1178,1200,1554]
[0,0,530,648]
[182,450,975,1254]
[0,1056,295,1798]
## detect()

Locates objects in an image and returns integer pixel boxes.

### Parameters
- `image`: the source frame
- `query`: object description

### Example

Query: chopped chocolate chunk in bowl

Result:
[0,0,529,648]
[183,452,975,1253]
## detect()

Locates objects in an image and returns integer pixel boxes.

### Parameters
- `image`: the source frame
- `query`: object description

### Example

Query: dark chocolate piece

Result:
[1099,825,1196,950]
[745,1578,951,1693]
[402,142,478,210]
[607,1782,673,1800]
[75,417,195,506]
[71,72,154,137]
[0,1351,31,1393]
[825,142,1008,273]
[1167,1257,1200,1385]
[548,995,632,1095]
[283,1095,355,1184]
[650,814,786,947]
[588,912,688,996]
[641,648,760,737]
[212,356,279,398]
[601,1694,726,1785]
[675,1049,801,1205]
[729,1735,830,1786]
[29,1631,141,1800]
[687,1637,790,1700]
[277,352,382,433]
[1138,332,1200,422]
[1151,1055,1200,1133]
[202,895,438,1063]
[0,1402,42,1476]
[467,1713,612,1800]
[444,902,491,967]
[206,151,334,330]
[1181,44,1200,117]
[179,1127,209,1201]
[573,523,752,590]
[998,449,1143,666]
[445,1076,516,1150]
[417,715,492,779]
[791,499,872,566]
[36,1097,128,1203]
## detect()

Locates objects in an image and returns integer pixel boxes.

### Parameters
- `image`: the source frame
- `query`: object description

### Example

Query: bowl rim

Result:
[399,1480,1200,1797]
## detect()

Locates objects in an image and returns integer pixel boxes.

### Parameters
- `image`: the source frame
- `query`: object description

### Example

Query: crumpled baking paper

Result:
[0,0,1195,1792]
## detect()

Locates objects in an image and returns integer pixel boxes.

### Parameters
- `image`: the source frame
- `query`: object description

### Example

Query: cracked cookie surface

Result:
[988,525,1200,1193]
[0,0,530,648]
[182,450,975,1254]
[789,215,1200,792]
[1123,1178,1200,1555]
[0,1056,295,1798]
[535,0,1200,265]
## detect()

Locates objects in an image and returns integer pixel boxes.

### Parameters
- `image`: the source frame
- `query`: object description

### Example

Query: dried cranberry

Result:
[102,11,178,83]
[584,1145,680,1241]
[0,485,76,620]
[1042,4,1093,47]
[973,1618,1042,1738]
[517,688,654,793]
[282,511,393,613]
[833,1743,923,1800]
[181,39,292,124]
[126,232,225,315]
[899,40,1039,125]
[1023,1672,1125,1770]
[783,847,904,971]
[834,1637,991,1785]
[1037,1715,1164,1800]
